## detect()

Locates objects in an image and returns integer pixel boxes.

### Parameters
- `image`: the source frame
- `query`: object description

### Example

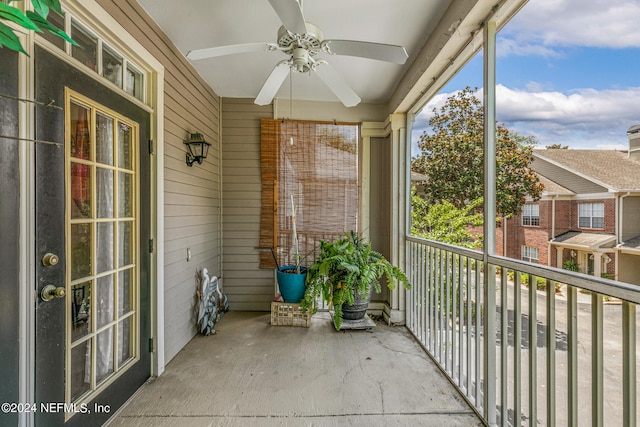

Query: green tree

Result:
[412,87,543,218]
[411,190,483,248]
[1,0,74,54]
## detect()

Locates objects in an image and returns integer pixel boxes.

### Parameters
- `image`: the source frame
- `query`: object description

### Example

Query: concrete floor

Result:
[106,311,481,426]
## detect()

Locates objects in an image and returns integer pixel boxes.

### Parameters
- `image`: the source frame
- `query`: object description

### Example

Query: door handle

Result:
[41,285,66,301]
[42,253,59,267]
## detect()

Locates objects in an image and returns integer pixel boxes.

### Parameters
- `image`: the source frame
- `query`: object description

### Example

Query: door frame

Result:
[17,1,165,424]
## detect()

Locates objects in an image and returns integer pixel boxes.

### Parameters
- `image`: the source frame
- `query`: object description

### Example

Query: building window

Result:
[522,246,539,263]
[125,64,144,99]
[522,203,540,226]
[102,45,123,88]
[578,202,604,229]
[71,19,98,72]
[37,12,146,103]
[41,9,66,50]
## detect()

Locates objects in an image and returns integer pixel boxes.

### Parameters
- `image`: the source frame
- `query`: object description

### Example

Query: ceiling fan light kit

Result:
[186,0,408,107]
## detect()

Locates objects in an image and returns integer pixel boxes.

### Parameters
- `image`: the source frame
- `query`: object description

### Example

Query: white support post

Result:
[623,302,637,427]
[389,113,407,324]
[404,114,415,324]
[594,253,601,277]
[483,20,498,426]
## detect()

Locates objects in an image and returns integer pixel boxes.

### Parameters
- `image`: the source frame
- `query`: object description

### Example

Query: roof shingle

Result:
[533,149,640,191]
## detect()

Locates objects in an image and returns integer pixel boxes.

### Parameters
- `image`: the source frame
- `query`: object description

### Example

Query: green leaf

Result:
[31,0,49,19]
[0,2,40,31]
[26,10,76,45]
[0,22,28,54]
[41,0,62,15]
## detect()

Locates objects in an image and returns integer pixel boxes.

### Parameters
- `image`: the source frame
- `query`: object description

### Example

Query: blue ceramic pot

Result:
[277,265,307,303]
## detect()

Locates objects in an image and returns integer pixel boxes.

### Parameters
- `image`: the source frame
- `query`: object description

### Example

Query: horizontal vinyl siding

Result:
[98,0,222,363]
[533,158,607,194]
[622,196,640,241]
[619,253,640,285]
[222,98,274,311]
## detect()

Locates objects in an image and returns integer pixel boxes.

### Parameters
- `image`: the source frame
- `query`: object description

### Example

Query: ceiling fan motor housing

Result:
[277,22,323,56]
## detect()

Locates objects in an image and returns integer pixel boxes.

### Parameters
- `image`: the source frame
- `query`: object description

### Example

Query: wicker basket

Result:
[270,301,312,327]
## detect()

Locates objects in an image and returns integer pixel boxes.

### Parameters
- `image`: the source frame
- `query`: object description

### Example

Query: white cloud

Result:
[502,0,640,50]
[497,38,563,58]
[595,143,628,150]
[412,85,640,152]
[496,85,640,124]
[410,1,640,154]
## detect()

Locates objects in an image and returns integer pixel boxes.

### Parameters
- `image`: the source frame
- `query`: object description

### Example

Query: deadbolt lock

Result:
[42,253,59,267]
[41,285,66,301]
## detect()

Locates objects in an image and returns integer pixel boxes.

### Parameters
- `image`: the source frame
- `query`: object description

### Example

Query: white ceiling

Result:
[137,0,451,105]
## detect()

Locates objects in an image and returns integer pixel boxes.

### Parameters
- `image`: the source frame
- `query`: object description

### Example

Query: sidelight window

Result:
[37,12,146,103]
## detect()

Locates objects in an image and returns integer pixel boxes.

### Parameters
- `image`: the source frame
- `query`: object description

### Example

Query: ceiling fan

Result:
[186,0,408,107]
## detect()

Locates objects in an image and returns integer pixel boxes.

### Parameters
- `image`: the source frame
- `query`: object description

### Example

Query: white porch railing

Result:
[406,236,640,427]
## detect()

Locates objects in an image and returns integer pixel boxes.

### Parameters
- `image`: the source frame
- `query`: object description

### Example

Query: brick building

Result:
[499,142,640,285]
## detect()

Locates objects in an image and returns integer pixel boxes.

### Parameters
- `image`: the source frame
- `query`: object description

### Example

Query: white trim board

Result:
[60,0,166,376]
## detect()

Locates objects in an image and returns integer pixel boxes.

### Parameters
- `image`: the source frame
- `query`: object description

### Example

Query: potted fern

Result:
[300,231,410,330]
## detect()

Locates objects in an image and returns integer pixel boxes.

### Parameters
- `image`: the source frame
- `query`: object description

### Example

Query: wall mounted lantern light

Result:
[570,250,577,258]
[184,132,210,167]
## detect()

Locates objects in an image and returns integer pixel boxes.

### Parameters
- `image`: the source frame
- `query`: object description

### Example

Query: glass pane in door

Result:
[70,343,91,401]
[118,318,133,366]
[70,223,92,281]
[118,269,132,315]
[96,114,114,165]
[96,168,114,218]
[71,282,91,341]
[96,328,115,383]
[118,123,132,170]
[96,222,114,273]
[95,275,115,329]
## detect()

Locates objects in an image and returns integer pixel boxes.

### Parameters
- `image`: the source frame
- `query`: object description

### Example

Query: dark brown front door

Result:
[34,46,151,427]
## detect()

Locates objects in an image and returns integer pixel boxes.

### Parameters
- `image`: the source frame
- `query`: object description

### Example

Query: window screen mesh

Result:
[259,119,358,268]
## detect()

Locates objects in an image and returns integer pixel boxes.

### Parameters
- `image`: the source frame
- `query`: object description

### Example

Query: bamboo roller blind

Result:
[259,119,359,268]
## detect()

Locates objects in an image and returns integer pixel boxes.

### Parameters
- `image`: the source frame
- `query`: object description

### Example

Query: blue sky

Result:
[412,0,640,151]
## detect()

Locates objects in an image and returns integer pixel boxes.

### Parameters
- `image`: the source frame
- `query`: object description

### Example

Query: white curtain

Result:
[86,114,115,383]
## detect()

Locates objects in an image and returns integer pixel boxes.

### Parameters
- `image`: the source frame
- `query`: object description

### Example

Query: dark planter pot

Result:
[276,265,307,303]
[342,289,370,321]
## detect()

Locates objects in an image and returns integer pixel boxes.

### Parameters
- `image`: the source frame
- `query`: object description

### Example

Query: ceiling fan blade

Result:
[314,62,361,107]
[187,42,275,61]
[268,0,307,34]
[255,61,291,106]
[323,40,408,64]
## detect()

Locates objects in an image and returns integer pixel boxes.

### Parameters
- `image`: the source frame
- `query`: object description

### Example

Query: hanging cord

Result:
[288,68,294,145]
[0,92,63,110]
